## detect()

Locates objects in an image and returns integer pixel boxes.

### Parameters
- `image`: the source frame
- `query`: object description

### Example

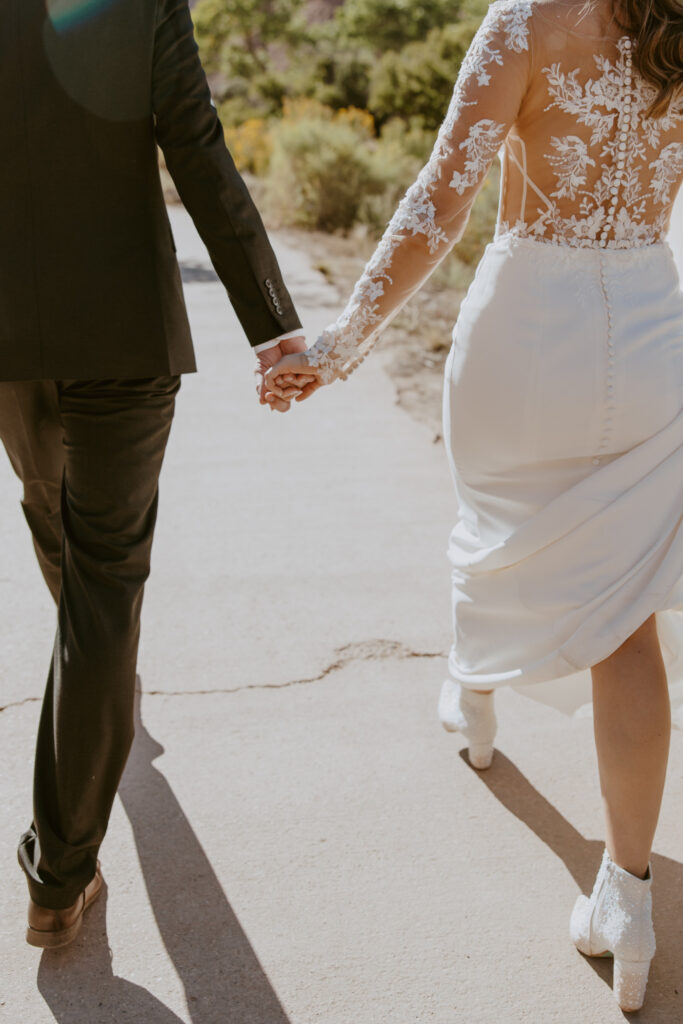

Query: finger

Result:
[269,396,291,413]
[273,353,308,378]
[265,392,292,412]
[266,379,292,400]
[255,367,272,405]
[263,368,291,398]
[274,373,316,391]
[273,381,303,398]
[295,380,323,401]
[282,373,316,387]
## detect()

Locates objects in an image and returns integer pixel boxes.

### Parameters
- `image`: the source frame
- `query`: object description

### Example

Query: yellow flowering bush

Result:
[224,118,273,175]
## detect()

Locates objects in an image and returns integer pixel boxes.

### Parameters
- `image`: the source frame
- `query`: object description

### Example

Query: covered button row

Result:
[598,45,633,248]
[594,337,617,464]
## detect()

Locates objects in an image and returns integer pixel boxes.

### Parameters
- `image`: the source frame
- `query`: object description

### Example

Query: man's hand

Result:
[255,335,314,413]
[265,354,326,403]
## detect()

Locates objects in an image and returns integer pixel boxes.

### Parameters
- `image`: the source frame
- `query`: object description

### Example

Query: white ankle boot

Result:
[438,679,496,769]
[570,849,655,1012]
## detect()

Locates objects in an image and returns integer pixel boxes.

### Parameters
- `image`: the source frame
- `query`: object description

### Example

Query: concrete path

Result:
[1,206,682,1024]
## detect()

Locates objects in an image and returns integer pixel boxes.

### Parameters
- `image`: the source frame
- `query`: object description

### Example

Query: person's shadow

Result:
[34,689,683,1022]
[37,684,291,1024]
[459,748,683,1021]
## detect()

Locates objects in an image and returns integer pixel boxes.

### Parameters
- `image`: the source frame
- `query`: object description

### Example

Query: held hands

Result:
[264,352,328,405]
[254,335,315,413]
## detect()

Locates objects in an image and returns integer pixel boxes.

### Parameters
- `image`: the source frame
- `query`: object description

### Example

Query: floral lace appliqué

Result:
[305,2,683,383]
[500,37,683,250]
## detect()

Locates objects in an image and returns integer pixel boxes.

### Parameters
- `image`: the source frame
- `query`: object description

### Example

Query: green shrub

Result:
[368,20,481,129]
[262,93,500,257]
[361,128,426,227]
[334,0,464,53]
[264,101,389,231]
[379,117,437,164]
[217,83,279,129]
[194,0,492,131]
[193,0,306,78]
[194,0,308,123]
[281,33,374,112]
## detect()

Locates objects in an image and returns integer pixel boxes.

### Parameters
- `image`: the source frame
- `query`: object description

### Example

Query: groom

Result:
[0,0,305,946]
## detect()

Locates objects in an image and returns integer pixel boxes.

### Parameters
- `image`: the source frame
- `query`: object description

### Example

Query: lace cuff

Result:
[305,326,383,383]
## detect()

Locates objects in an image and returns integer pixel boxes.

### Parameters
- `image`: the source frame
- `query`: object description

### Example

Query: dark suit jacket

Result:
[0,0,301,380]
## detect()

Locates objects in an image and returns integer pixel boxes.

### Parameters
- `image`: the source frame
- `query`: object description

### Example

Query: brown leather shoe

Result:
[26,863,103,949]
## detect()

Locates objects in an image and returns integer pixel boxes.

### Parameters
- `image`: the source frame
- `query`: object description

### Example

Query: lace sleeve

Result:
[306,0,534,383]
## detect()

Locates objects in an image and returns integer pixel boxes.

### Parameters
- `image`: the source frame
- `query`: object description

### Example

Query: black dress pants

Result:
[0,376,180,908]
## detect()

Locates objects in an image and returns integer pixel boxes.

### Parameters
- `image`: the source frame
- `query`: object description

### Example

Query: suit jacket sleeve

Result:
[152,0,302,346]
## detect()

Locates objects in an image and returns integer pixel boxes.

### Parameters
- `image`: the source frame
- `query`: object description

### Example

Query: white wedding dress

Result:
[304,0,683,723]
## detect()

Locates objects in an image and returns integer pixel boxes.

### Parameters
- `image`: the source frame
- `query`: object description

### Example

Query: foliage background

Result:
[192,0,493,245]
[189,0,496,431]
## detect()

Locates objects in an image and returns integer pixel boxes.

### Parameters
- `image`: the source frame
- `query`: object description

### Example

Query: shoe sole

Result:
[26,870,103,949]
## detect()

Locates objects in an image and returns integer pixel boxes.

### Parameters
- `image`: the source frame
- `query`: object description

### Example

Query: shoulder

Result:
[479,0,537,52]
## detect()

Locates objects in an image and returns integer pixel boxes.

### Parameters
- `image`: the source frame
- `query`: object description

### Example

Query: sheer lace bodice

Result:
[307,0,683,382]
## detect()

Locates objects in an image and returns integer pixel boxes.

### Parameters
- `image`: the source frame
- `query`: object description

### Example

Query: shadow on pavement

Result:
[462,748,683,1022]
[37,879,187,1023]
[38,686,291,1024]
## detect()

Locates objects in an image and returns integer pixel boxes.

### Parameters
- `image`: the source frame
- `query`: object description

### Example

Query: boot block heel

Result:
[468,742,494,770]
[438,680,496,770]
[613,958,651,1012]
[570,850,655,1011]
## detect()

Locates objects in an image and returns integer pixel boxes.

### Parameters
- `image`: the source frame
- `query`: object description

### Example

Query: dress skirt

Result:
[443,233,683,725]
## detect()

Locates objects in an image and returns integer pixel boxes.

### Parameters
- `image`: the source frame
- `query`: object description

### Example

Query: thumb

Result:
[276,353,309,374]
[265,353,310,391]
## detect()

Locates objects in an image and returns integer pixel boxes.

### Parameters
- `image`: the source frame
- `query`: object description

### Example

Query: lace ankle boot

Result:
[437,679,496,769]
[570,849,655,1012]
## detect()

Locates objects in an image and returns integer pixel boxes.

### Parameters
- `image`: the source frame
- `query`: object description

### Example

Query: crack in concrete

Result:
[145,640,447,698]
[0,695,42,713]
[0,640,447,711]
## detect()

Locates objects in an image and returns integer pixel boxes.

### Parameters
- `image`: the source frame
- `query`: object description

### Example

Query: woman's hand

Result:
[264,353,327,404]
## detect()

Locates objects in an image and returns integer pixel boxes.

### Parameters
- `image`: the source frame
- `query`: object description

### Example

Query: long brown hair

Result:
[614,0,683,116]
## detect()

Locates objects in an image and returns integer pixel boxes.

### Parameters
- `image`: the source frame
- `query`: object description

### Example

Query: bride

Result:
[266,0,683,1011]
